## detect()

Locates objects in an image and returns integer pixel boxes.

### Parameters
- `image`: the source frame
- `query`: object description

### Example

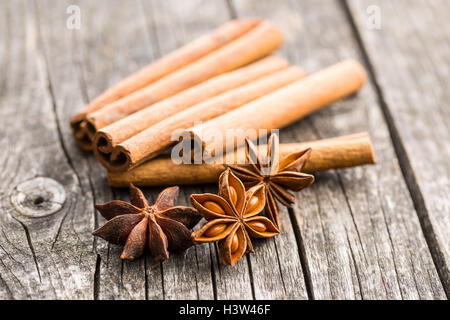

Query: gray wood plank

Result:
[346,0,450,295]
[139,0,236,300]
[140,0,242,300]
[34,0,154,299]
[33,0,241,300]
[0,0,96,299]
[72,0,156,300]
[244,208,309,299]
[140,0,309,299]
[231,0,446,299]
[2,0,446,300]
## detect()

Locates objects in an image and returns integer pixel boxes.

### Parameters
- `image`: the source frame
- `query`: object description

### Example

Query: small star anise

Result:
[190,168,279,266]
[229,133,314,228]
[92,184,201,261]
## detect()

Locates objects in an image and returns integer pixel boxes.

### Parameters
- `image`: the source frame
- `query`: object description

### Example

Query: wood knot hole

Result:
[10,177,66,218]
[33,196,45,206]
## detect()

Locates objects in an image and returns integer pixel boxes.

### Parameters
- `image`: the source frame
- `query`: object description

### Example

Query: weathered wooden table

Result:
[0,0,448,300]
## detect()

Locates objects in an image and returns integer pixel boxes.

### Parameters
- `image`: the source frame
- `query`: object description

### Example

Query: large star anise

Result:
[190,168,279,266]
[92,184,200,261]
[229,134,314,228]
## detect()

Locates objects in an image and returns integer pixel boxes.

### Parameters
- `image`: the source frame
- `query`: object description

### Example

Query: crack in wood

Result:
[50,199,72,250]
[13,217,41,282]
[287,208,314,300]
[272,239,288,295]
[208,244,218,300]
[160,261,166,299]
[245,254,256,300]
[345,230,364,299]
[93,254,101,300]
[144,256,149,300]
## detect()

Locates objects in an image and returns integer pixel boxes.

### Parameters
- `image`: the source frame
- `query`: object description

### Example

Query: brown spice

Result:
[229,134,314,228]
[107,132,376,187]
[187,60,367,157]
[93,56,289,157]
[97,66,307,172]
[70,19,261,150]
[92,184,200,261]
[72,19,282,150]
[190,168,279,266]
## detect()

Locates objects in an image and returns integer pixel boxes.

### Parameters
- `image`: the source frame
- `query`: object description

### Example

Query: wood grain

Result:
[34,0,153,299]
[0,0,447,300]
[141,0,309,300]
[0,0,97,299]
[231,0,446,299]
[139,0,227,300]
[346,0,450,296]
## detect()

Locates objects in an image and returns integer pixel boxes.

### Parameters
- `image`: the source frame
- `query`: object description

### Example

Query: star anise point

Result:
[191,168,279,266]
[229,134,315,229]
[92,185,200,261]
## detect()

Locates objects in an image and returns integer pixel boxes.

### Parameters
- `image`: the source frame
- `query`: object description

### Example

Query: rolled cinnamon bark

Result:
[188,59,367,157]
[107,132,376,187]
[75,20,283,150]
[70,19,261,150]
[93,56,289,159]
[97,66,307,172]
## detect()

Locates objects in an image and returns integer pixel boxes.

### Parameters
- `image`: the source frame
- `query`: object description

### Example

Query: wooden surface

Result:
[0,0,448,300]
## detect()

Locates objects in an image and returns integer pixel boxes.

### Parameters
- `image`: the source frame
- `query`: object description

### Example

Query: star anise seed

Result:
[229,133,314,228]
[92,184,201,262]
[190,168,279,266]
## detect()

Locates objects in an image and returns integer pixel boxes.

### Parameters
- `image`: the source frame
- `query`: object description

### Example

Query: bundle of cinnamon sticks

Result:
[71,18,375,186]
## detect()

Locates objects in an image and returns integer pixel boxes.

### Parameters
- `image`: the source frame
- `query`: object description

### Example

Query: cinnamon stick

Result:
[188,60,367,158]
[93,56,289,160]
[74,20,283,150]
[96,66,307,172]
[70,19,261,150]
[107,132,376,187]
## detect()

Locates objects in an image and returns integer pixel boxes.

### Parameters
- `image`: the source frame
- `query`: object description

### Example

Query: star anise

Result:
[92,184,201,261]
[190,168,279,266]
[229,133,314,228]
